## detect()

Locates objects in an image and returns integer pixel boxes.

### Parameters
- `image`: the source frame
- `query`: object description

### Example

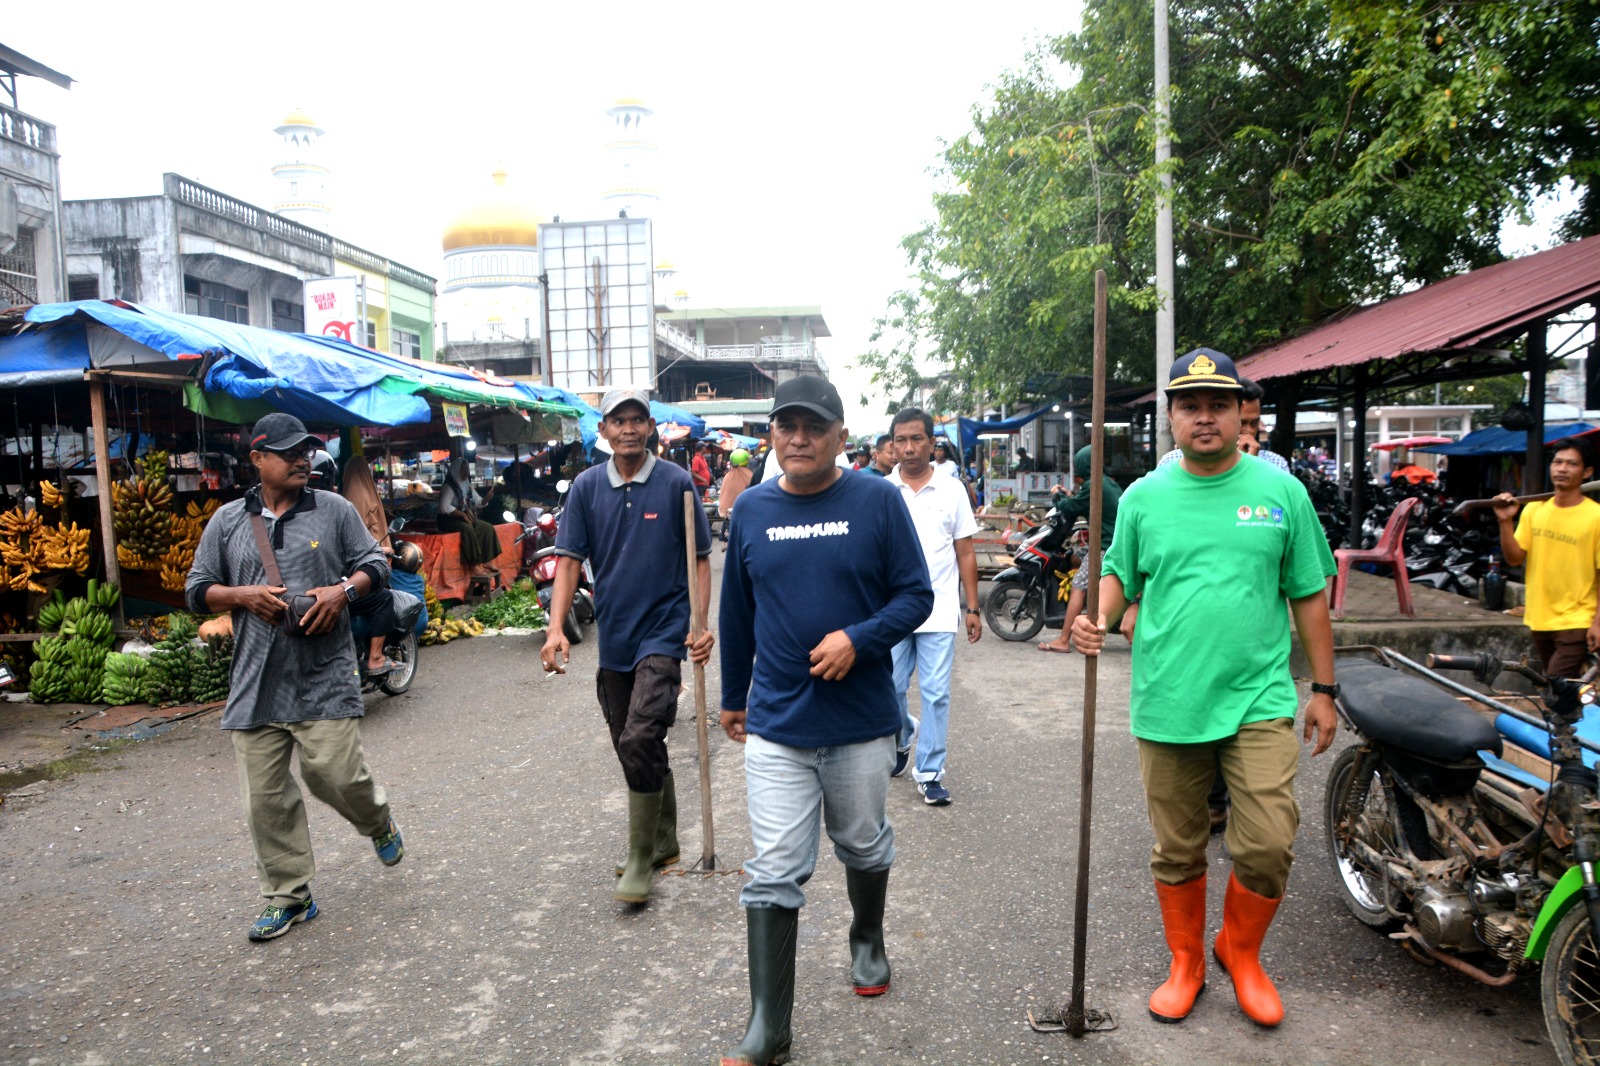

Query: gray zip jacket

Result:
[186,487,388,729]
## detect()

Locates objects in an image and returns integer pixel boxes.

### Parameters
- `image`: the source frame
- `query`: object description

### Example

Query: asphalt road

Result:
[0,552,1558,1065]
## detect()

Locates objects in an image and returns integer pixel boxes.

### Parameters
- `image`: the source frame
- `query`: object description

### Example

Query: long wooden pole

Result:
[87,376,120,593]
[683,490,716,869]
[1066,269,1110,1036]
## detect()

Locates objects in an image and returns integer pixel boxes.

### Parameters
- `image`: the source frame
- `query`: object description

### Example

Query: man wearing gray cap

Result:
[1071,348,1337,1030]
[187,413,402,942]
[539,387,714,906]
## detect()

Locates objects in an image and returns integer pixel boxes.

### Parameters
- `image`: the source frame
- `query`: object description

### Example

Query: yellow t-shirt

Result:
[1514,497,1600,631]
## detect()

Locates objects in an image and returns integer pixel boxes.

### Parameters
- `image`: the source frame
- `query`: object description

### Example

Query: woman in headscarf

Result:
[438,457,502,578]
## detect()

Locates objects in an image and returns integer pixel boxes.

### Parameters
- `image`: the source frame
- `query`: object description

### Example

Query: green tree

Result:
[862,0,1598,415]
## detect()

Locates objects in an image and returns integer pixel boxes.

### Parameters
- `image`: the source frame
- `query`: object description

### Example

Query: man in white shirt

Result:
[887,408,983,805]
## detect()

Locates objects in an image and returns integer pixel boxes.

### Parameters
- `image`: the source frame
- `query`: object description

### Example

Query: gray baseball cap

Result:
[599,387,652,418]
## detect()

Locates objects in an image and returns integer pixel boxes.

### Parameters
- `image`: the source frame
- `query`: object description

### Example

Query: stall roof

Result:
[1236,236,1600,392]
[1414,421,1600,456]
[6,301,581,428]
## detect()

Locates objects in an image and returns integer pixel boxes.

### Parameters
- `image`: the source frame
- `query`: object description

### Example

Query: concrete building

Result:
[654,305,830,405]
[64,173,436,357]
[0,44,72,306]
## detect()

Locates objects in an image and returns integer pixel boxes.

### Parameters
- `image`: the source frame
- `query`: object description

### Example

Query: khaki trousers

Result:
[1136,717,1300,898]
[231,717,390,906]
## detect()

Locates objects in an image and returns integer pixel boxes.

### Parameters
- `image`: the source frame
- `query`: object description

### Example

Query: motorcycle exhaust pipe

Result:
[1395,926,1520,987]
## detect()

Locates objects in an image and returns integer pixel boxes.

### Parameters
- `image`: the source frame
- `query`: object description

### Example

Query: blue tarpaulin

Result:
[1414,422,1600,456]
[951,405,1058,454]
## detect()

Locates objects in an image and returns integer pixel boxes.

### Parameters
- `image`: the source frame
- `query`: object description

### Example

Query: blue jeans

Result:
[740,733,896,910]
[892,631,955,783]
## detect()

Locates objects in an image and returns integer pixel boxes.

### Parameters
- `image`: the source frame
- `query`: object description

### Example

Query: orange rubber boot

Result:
[1148,876,1208,1022]
[1212,872,1284,1027]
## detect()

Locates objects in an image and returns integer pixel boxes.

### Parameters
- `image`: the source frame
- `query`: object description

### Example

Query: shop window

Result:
[0,228,38,304]
[183,276,249,324]
[271,298,304,333]
[391,328,421,358]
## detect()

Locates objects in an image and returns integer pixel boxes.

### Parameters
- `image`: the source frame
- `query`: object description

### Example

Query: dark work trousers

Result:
[595,655,683,793]
[350,589,398,636]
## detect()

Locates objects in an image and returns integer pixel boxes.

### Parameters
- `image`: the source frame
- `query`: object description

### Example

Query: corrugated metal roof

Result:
[1237,235,1600,384]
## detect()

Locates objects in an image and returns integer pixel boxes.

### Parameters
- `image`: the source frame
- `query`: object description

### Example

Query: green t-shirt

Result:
[1103,455,1335,744]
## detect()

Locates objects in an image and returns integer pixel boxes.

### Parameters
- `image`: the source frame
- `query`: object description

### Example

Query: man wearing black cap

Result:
[717,375,932,1066]
[1070,348,1338,1029]
[187,413,402,942]
[539,386,714,906]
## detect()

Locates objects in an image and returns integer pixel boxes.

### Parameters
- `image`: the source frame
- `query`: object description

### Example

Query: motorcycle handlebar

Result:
[1426,654,1483,673]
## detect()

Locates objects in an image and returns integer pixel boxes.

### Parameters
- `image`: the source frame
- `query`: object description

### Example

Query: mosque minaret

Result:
[271,109,332,230]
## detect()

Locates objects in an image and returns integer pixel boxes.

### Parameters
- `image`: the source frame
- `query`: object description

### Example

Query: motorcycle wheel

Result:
[380,630,419,696]
[563,608,584,645]
[983,579,1045,642]
[1541,903,1600,1066]
[1323,745,1403,930]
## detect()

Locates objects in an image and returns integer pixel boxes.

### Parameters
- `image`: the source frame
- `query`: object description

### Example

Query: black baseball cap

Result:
[249,413,320,453]
[770,375,844,422]
[1165,348,1243,393]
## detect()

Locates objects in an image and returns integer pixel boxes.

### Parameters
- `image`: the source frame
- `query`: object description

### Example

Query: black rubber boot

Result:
[614,789,663,904]
[721,906,797,1066]
[846,866,891,996]
[615,772,679,876]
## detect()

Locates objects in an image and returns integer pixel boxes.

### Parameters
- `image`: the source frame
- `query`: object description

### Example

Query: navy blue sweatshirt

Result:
[719,471,933,747]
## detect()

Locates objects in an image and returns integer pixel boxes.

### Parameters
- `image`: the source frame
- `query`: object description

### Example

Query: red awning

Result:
[1236,236,1600,385]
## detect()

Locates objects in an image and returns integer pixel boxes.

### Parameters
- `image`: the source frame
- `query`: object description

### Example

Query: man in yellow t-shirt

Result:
[1495,436,1600,678]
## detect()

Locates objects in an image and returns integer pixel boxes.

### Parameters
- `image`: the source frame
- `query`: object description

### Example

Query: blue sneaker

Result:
[918,779,952,806]
[249,897,317,941]
[892,715,919,778]
[372,816,405,866]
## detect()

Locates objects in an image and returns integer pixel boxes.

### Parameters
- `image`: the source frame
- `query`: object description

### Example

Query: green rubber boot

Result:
[615,771,679,876]
[615,789,663,904]
[721,906,797,1066]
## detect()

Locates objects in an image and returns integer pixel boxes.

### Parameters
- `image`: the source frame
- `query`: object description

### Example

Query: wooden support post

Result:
[87,377,122,614]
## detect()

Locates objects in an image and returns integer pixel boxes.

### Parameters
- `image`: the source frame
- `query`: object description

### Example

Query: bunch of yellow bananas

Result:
[38,480,63,509]
[0,506,46,592]
[159,542,196,592]
[36,521,91,576]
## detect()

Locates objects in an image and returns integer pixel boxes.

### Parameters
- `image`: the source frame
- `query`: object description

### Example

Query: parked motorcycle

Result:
[982,511,1081,641]
[351,526,426,697]
[518,480,594,644]
[1325,647,1600,1064]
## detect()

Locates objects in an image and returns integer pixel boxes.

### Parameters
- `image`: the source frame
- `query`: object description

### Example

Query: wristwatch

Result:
[965,608,981,616]
[1311,681,1340,698]
[341,580,358,604]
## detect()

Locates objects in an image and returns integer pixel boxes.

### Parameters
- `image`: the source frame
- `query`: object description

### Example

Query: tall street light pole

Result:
[1153,0,1175,454]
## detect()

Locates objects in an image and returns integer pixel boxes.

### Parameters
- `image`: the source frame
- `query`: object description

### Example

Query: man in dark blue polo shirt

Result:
[540,387,714,905]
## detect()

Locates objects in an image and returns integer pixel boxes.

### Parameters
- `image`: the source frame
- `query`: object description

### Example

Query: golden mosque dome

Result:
[442,168,544,253]
[280,108,318,128]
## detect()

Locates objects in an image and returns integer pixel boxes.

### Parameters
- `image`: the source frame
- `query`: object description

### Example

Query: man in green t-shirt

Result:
[1493,436,1600,678]
[1071,347,1338,1030]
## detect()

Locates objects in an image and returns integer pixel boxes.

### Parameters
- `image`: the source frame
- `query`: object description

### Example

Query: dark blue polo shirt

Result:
[555,453,712,672]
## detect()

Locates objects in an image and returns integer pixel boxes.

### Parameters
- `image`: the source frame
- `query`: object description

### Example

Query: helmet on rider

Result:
[730,449,750,467]
[391,539,424,574]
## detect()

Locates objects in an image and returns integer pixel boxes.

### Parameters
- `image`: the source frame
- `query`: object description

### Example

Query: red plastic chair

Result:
[1330,496,1419,620]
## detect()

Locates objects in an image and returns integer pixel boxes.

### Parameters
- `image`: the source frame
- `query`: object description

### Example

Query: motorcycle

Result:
[982,511,1083,642]
[1325,647,1600,1064]
[351,522,426,697]
[514,480,594,644]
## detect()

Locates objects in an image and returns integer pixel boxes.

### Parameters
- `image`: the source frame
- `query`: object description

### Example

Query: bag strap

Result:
[248,512,285,587]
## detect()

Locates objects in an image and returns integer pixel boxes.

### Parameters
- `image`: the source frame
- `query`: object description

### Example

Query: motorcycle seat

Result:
[1334,658,1503,762]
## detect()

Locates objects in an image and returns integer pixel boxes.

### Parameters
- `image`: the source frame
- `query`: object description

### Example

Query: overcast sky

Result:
[7,0,1078,432]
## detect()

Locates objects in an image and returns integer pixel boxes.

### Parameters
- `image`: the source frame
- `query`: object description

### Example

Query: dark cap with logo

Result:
[249,412,320,453]
[1165,347,1242,393]
[769,375,844,422]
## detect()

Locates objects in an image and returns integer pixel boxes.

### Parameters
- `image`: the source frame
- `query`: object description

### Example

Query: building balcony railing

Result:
[0,103,55,154]
[702,342,822,366]
[654,318,705,359]
[164,173,436,292]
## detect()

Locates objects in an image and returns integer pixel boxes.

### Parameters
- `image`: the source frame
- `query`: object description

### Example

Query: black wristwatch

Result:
[965,608,981,616]
[1311,681,1340,698]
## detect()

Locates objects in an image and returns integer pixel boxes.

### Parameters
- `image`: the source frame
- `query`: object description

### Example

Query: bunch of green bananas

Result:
[101,652,149,706]
[36,590,66,632]
[85,579,120,610]
[191,635,232,704]
[27,635,72,703]
[141,613,197,706]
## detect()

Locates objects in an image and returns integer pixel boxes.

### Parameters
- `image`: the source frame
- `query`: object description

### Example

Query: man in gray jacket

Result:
[187,413,403,941]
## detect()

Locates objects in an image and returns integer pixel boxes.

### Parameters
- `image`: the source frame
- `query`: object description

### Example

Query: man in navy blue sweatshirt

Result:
[717,375,933,1066]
